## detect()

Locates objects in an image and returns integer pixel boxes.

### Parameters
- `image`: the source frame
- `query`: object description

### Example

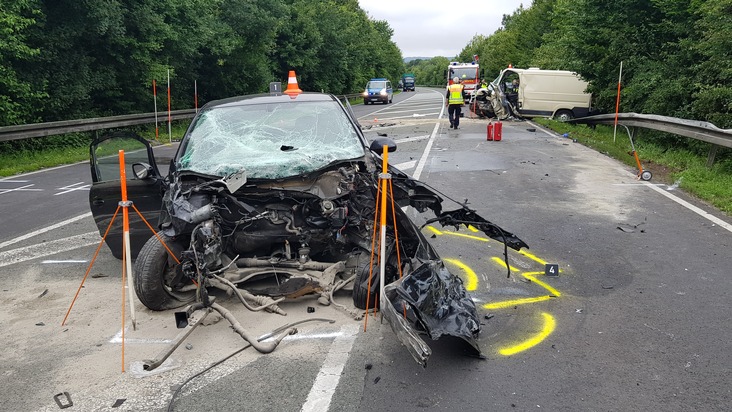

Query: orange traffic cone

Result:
[374,117,378,123]
[283,70,302,96]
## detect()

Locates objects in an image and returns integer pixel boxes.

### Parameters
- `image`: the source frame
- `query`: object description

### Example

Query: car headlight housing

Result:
[363,91,368,96]
[379,88,387,96]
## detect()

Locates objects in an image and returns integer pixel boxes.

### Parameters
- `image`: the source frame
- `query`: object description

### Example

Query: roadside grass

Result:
[533,118,732,215]
[0,121,190,177]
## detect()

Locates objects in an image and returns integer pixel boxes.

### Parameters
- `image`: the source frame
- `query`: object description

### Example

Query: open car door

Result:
[89,131,167,259]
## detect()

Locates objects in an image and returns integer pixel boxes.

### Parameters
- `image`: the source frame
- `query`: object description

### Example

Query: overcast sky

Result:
[358,0,527,58]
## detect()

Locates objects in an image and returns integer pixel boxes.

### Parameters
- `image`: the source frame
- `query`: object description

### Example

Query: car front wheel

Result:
[134,232,195,311]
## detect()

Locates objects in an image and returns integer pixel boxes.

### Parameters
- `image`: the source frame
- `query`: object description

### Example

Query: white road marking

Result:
[526,121,732,233]
[612,183,665,186]
[643,182,732,233]
[0,179,29,183]
[370,107,440,116]
[0,183,43,195]
[300,324,359,412]
[412,89,446,180]
[0,231,100,268]
[109,328,173,344]
[394,160,417,170]
[357,93,426,119]
[528,121,558,137]
[55,182,91,195]
[395,135,431,143]
[0,212,92,249]
[42,260,88,264]
[374,112,441,121]
[0,160,89,181]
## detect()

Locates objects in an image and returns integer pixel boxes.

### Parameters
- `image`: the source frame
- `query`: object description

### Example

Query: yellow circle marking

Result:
[499,312,556,356]
[443,258,478,291]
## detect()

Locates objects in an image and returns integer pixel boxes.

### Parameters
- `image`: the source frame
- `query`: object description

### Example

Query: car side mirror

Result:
[370,137,397,153]
[132,162,155,180]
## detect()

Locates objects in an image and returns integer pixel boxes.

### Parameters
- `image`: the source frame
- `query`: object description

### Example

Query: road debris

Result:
[53,392,73,409]
[111,399,126,408]
[617,221,646,233]
[35,322,45,326]
[38,289,48,298]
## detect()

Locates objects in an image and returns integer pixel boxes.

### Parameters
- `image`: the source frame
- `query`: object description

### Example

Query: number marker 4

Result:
[545,263,559,277]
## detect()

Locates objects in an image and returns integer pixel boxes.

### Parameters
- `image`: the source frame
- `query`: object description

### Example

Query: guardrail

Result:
[570,113,732,167]
[0,93,372,143]
[0,109,197,142]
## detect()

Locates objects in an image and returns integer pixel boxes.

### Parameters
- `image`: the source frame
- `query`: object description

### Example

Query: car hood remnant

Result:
[89,93,528,366]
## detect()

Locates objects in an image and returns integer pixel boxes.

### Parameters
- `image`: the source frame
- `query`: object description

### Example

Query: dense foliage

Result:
[408,0,732,129]
[0,0,403,126]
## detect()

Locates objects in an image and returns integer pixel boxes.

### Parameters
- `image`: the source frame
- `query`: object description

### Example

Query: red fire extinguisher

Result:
[487,122,493,141]
[494,121,503,141]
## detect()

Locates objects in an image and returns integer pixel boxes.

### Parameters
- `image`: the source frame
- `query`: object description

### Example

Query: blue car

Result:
[363,78,393,104]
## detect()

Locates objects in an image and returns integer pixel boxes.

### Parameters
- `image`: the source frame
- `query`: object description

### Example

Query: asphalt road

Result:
[1,88,730,411]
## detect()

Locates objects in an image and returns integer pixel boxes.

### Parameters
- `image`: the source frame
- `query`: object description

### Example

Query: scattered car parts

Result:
[88,92,528,365]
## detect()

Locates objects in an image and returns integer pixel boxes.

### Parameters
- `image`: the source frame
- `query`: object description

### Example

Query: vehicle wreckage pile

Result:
[91,93,528,366]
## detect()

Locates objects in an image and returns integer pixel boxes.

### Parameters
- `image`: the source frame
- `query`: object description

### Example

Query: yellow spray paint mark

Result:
[483,295,552,309]
[490,256,519,272]
[519,250,547,265]
[425,225,443,235]
[443,258,478,291]
[445,231,490,242]
[422,226,565,356]
[499,312,556,356]
[523,273,561,297]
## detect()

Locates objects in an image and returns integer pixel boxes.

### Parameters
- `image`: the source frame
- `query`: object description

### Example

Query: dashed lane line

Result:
[0,231,99,268]
[0,183,43,195]
[412,89,446,180]
[301,324,359,412]
[0,212,93,250]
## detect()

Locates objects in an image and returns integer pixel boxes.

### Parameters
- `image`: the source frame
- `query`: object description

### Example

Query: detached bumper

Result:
[382,260,481,367]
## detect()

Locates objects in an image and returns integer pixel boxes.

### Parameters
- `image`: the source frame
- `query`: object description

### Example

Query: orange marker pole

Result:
[613,61,623,143]
[119,150,137,332]
[153,80,159,141]
[378,145,390,316]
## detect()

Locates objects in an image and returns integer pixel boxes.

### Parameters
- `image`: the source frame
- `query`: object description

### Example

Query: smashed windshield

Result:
[178,100,365,179]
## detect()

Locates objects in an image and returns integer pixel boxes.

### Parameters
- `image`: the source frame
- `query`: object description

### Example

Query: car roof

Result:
[201,92,339,110]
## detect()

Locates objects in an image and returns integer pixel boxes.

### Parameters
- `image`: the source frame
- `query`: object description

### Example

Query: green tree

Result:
[691,0,732,127]
[0,0,45,126]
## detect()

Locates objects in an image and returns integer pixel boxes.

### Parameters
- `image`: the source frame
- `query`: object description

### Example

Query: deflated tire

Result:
[133,232,195,311]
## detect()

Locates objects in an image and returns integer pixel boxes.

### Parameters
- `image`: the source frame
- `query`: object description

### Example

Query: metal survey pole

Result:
[119,150,137,331]
[379,145,391,310]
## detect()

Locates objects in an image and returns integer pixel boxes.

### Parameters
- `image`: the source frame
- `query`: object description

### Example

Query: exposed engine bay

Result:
[134,159,528,366]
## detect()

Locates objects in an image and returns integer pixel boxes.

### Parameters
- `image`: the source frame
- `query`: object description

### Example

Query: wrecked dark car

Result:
[88,92,528,366]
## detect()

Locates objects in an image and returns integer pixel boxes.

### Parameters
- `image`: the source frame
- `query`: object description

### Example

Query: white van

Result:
[493,68,593,121]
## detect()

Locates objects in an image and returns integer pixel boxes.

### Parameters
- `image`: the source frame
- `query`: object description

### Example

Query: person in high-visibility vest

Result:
[446,77,465,129]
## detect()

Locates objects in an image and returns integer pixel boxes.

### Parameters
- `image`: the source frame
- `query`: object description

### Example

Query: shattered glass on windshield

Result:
[178,101,365,179]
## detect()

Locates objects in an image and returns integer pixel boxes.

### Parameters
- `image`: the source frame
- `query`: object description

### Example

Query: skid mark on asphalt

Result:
[426,225,565,356]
